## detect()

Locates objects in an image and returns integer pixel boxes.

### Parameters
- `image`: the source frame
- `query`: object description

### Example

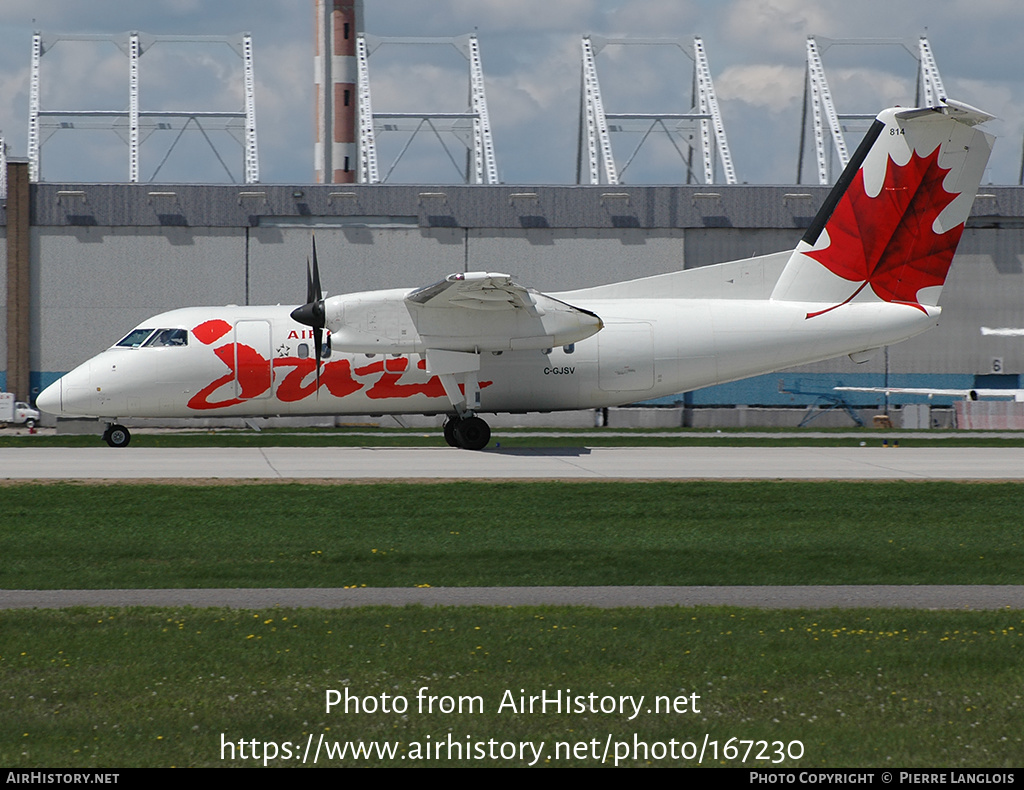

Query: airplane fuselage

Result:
[43,296,937,421]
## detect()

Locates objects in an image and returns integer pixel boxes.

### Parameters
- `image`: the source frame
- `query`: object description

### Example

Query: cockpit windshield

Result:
[115,328,188,348]
[143,328,188,347]
[116,329,155,348]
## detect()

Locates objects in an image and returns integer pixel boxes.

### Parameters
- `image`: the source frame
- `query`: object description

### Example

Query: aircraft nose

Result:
[36,378,62,415]
[37,364,102,417]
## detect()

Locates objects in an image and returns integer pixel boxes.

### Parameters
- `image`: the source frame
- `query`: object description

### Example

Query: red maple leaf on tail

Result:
[804,147,964,319]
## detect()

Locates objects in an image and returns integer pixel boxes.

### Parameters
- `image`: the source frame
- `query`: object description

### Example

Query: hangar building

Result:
[3,167,1023,427]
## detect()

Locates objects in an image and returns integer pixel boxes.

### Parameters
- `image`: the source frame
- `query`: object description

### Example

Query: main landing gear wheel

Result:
[443,416,461,448]
[103,424,131,448]
[453,415,491,451]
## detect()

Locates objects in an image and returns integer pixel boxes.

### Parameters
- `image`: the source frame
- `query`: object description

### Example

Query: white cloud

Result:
[714,64,804,110]
[367,61,470,113]
[251,41,314,182]
[602,0,700,34]
[36,41,127,110]
[446,0,598,31]
[486,38,581,117]
[825,68,914,112]
[723,0,833,56]
[0,0,1019,184]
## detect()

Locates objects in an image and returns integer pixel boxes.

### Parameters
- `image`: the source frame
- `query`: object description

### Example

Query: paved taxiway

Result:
[3,445,1024,480]
[7,444,1021,610]
[3,586,1023,610]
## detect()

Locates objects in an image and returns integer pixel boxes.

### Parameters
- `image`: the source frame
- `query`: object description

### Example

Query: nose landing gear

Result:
[103,423,131,448]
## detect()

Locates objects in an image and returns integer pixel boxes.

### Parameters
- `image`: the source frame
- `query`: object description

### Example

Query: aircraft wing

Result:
[407,272,541,312]
[403,272,603,353]
[836,386,1024,402]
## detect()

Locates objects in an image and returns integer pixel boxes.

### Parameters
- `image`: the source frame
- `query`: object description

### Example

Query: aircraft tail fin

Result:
[771,100,995,317]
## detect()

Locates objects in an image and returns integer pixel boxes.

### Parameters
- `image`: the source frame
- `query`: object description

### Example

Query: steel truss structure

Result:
[28,31,259,184]
[799,35,947,185]
[356,34,498,184]
[577,35,736,185]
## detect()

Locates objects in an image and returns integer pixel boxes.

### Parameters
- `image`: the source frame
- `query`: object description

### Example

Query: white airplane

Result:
[37,99,995,449]
[836,325,1024,403]
[836,387,1024,403]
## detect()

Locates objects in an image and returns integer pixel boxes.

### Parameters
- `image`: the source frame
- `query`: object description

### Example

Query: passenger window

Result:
[321,342,332,359]
[563,343,575,354]
[116,329,155,348]
[297,343,309,359]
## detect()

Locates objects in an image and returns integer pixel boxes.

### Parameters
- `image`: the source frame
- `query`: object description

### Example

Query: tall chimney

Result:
[315,0,362,183]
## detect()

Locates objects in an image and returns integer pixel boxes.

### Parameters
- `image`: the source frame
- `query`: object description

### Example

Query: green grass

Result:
[2,606,1021,767]
[2,482,1023,589]
[3,480,1023,769]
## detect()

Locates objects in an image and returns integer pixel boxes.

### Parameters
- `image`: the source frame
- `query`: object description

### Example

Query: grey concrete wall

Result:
[249,226,690,297]
[468,228,686,291]
[23,183,1024,410]
[248,226,466,303]
[34,227,245,371]
[683,227,803,269]
[0,226,6,383]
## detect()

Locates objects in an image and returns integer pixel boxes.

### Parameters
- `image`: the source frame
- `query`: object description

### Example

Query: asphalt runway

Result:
[3,445,1024,480]
[3,586,1023,610]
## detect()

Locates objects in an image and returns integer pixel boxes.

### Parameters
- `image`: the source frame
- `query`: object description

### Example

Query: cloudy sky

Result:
[1,0,1021,186]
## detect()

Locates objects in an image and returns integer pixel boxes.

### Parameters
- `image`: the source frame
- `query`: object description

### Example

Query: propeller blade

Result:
[313,326,323,392]
[292,239,328,330]
[311,236,322,303]
[290,237,328,394]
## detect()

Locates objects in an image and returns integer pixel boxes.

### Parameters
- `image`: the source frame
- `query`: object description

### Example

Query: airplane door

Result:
[234,320,273,399]
[598,322,654,392]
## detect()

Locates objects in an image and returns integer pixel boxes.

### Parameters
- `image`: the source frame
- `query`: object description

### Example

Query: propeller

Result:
[290,237,328,390]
